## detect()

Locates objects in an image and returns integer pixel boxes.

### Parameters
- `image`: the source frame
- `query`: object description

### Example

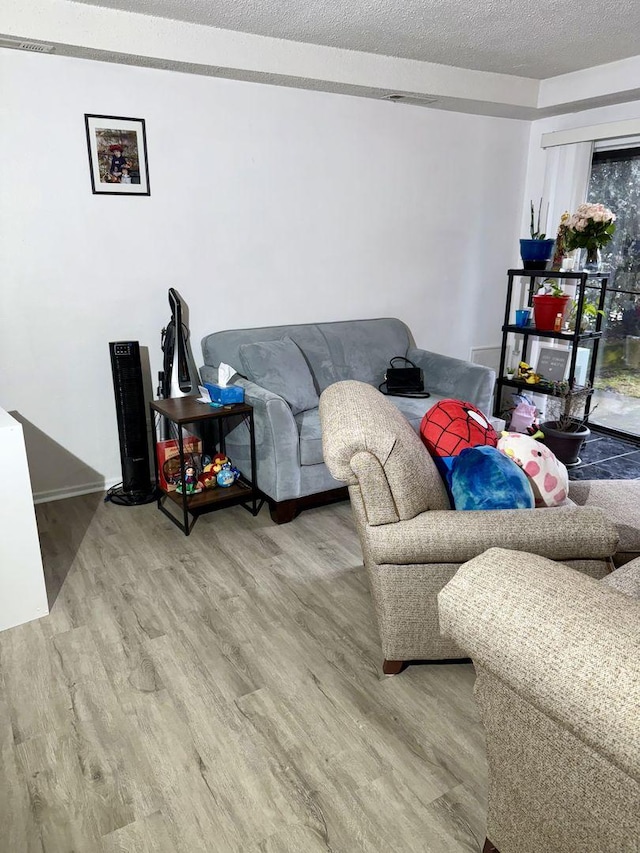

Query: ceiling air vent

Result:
[0,37,54,53]
[382,93,438,107]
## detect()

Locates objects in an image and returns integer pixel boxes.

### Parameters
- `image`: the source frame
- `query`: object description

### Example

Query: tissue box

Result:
[204,383,245,405]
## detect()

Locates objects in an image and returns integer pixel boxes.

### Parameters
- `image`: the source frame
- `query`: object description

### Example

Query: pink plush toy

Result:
[509,400,538,433]
[497,431,568,507]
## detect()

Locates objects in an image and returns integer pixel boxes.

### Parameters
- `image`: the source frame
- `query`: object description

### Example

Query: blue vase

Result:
[520,238,555,270]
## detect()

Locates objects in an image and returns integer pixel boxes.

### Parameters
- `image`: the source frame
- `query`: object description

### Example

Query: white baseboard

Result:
[33,478,119,505]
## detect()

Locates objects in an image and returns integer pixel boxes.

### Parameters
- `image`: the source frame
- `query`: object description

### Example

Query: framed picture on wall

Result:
[84,114,150,195]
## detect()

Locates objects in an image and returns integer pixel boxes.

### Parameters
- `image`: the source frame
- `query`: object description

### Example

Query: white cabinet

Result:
[0,408,49,632]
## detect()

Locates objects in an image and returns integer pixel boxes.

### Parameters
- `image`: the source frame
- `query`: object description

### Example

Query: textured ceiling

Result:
[73,0,640,78]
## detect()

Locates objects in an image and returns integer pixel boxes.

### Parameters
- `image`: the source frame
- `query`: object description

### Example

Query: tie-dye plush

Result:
[450,446,535,511]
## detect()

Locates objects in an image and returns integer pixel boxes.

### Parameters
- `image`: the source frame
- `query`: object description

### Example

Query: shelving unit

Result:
[150,395,262,535]
[494,268,609,420]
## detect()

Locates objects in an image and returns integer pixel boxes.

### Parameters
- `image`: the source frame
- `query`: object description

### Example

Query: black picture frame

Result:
[84,114,150,196]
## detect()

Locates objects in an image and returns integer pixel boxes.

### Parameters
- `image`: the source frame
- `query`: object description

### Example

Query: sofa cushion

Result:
[387,394,443,431]
[319,319,412,388]
[202,323,333,388]
[294,408,324,466]
[201,318,413,394]
[239,337,319,415]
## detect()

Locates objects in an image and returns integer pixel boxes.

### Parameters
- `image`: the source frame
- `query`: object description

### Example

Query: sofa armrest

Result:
[407,347,495,414]
[200,365,301,501]
[200,365,296,425]
[365,506,618,564]
[438,547,640,779]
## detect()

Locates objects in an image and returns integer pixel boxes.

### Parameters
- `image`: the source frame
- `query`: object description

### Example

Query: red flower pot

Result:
[532,294,571,331]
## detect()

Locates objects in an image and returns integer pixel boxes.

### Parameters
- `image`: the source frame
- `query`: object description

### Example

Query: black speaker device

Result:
[108,341,155,505]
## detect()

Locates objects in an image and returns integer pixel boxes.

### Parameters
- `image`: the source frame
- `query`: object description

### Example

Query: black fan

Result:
[106,341,155,506]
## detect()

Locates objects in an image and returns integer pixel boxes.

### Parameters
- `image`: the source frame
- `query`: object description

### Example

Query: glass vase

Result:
[583,246,601,272]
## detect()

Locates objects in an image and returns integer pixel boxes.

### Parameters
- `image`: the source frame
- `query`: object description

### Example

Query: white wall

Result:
[0,49,530,500]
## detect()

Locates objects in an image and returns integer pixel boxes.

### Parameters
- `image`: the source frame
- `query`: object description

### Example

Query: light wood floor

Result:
[0,495,487,852]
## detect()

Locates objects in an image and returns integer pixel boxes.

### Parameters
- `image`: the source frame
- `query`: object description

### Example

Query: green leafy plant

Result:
[567,299,605,332]
[530,199,550,239]
[541,278,565,297]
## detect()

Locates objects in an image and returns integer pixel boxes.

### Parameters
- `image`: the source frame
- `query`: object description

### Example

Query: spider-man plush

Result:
[420,399,498,470]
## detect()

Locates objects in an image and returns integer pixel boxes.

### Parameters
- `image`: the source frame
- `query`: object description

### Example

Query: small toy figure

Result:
[211,453,229,472]
[177,463,203,494]
[516,361,542,385]
[216,464,240,488]
[216,468,235,488]
[199,468,216,490]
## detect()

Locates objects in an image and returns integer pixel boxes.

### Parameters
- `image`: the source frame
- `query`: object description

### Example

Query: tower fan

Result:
[106,341,156,506]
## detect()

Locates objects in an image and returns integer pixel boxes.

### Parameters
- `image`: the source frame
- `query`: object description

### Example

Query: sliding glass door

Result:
[586,146,640,437]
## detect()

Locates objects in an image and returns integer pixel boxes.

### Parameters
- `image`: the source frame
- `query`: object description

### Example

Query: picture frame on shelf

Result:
[84,114,150,196]
[536,347,570,383]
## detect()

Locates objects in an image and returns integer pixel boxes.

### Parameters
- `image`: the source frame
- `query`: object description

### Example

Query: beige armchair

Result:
[438,548,640,853]
[319,380,619,674]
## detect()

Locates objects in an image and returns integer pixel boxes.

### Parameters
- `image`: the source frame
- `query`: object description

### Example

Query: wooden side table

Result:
[150,395,262,535]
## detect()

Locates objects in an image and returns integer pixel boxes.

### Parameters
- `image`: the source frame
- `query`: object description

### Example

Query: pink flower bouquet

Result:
[565,202,616,253]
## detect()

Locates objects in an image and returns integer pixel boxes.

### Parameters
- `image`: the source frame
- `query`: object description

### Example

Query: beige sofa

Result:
[439,548,640,853]
[320,380,619,674]
[569,479,640,566]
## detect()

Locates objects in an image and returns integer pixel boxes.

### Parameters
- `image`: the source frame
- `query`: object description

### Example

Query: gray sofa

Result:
[200,318,495,523]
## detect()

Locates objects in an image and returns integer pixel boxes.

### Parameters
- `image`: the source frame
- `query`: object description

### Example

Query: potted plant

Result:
[567,298,605,333]
[540,381,594,466]
[532,278,571,331]
[520,200,555,270]
[565,202,616,271]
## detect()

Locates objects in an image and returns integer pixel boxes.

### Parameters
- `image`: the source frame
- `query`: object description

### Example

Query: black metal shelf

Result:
[494,269,609,420]
[501,324,602,342]
[508,268,609,280]
[498,378,577,395]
